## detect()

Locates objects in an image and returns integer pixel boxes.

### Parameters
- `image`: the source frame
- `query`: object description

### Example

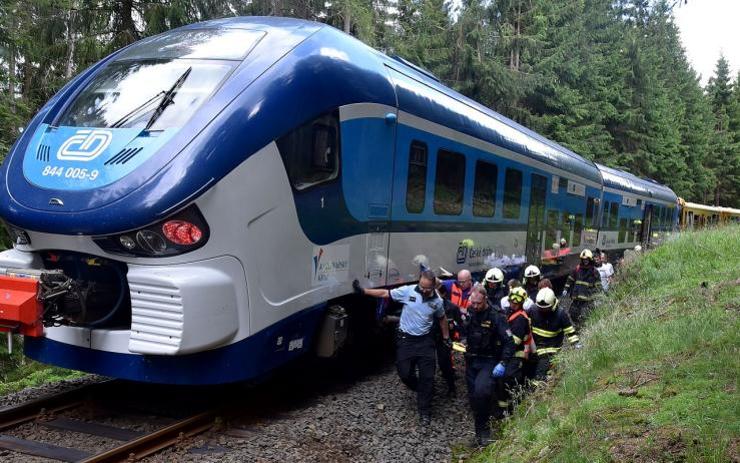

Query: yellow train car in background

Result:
[679,198,740,230]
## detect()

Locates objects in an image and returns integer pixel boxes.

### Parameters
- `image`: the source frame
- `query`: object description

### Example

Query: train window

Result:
[503,168,523,219]
[276,111,340,190]
[618,218,628,243]
[558,177,568,189]
[406,141,428,213]
[473,161,498,217]
[609,202,619,228]
[586,197,596,227]
[601,202,610,228]
[573,214,583,247]
[433,150,465,215]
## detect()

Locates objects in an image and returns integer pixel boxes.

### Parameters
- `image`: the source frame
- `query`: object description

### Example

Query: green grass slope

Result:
[475,226,740,463]
[1,336,83,396]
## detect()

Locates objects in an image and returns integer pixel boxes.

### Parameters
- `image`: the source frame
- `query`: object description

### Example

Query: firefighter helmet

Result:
[579,249,594,260]
[508,286,528,304]
[484,268,505,284]
[524,265,541,279]
[535,287,558,310]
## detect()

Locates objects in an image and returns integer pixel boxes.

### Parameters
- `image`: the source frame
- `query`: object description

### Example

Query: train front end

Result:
[0,18,326,383]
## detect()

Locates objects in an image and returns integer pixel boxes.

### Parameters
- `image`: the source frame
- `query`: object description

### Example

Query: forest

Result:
[0,0,738,207]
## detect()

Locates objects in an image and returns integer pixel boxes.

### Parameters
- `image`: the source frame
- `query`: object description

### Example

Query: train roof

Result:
[683,201,740,215]
[596,163,677,204]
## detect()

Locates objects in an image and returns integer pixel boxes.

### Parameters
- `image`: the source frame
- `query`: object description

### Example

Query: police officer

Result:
[482,268,507,312]
[464,286,514,445]
[522,265,541,299]
[353,271,450,426]
[529,287,581,382]
[562,249,601,326]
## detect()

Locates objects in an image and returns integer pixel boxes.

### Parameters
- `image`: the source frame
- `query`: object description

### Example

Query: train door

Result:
[525,174,548,264]
[641,204,653,247]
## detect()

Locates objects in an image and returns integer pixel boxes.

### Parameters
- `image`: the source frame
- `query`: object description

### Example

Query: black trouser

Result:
[569,299,593,326]
[396,332,436,417]
[496,357,524,412]
[435,340,455,388]
[465,356,497,434]
[534,353,554,381]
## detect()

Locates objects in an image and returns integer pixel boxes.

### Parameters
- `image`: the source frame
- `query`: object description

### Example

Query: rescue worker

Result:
[500,279,534,315]
[441,269,474,312]
[353,271,450,425]
[529,287,581,382]
[522,265,541,299]
[497,286,533,413]
[482,267,507,312]
[562,249,601,326]
[464,286,514,445]
[434,282,464,396]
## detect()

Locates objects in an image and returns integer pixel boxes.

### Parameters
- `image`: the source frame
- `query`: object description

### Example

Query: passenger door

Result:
[525,174,548,264]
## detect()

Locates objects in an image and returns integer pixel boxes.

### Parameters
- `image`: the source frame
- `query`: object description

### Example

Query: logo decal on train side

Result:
[311,245,350,285]
[57,129,113,162]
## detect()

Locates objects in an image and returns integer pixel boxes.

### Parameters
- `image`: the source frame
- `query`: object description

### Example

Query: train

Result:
[678,199,740,229]
[0,17,691,384]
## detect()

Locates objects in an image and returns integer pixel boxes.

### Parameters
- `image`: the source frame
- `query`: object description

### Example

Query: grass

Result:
[472,226,740,463]
[1,335,83,396]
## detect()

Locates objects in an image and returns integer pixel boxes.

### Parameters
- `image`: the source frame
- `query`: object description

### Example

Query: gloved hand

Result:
[561,289,568,297]
[492,362,506,378]
[442,338,453,350]
[574,342,583,350]
[352,279,364,295]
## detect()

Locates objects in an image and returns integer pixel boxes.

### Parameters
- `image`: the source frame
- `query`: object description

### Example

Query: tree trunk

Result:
[114,0,138,46]
[65,5,76,79]
[343,5,352,34]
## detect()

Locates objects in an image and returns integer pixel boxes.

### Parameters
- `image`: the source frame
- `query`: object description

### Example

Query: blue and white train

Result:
[0,17,679,384]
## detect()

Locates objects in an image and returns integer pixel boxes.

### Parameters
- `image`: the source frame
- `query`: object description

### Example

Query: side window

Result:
[277,110,340,190]
[602,202,610,228]
[546,210,560,248]
[433,150,465,215]
[618,218,628,243]
[609,202,619,228]
[573,214,583,247]
[473,160,498,217]
[406,141,428,213]
[503,168,523,219]
[586,197,596,227]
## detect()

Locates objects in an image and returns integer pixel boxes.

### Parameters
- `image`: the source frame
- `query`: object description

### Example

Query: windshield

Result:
[56,59,234,130]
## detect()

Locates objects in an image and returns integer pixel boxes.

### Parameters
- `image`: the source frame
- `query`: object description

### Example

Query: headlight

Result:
[93,205,209,257]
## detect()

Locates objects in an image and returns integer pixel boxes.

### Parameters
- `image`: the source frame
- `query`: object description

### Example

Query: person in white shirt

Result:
[500,279,535,314]
[596,252,614,290]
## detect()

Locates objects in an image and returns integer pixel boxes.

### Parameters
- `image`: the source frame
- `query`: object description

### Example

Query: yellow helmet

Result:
[579,249,593,260]
[508,286,528,304]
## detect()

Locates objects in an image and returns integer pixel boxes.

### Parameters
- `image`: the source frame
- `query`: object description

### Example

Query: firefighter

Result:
[562,249,601,326]
[497,286,533,413]
[530,287,581,382]
[353,271,450,425]
[441,269,474,311]
[482,267,506,312]
[522,265,541,299]
[500,279,535,315]
[464,286,514,445]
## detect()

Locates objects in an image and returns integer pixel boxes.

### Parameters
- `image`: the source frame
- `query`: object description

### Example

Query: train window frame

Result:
[406,141,428,213]
[609,202,619,229]
[586,197,596,227]
[573,213,583,247]
[602,202,610,228]
[472,160,498,217]
[618,218,629,243]
[433,149,466,216]
[545,209,560,248]
[503,168,523,219]
[276,110,341,191]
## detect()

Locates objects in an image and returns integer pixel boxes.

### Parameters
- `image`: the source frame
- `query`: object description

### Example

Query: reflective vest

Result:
[507,309,535,360]
[450,282,470,310]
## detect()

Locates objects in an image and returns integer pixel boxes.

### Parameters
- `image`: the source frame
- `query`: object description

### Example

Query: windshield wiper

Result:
[144,66,192,131]
[110,90,166,128]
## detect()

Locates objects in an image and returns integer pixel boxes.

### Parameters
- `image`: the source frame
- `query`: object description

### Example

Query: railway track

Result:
[0,380,223,462]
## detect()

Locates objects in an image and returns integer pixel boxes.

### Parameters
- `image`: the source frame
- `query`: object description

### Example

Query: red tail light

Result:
[162,220,203,245]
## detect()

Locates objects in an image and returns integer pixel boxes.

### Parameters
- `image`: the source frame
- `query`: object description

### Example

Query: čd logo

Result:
[57,129,113,161]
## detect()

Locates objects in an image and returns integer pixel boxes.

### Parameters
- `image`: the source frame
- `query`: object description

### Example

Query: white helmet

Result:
[524,265,541,279]
[634,245,642,252]
[580,249,594,260]
[484,268,504,284]
[535,287,558,310]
